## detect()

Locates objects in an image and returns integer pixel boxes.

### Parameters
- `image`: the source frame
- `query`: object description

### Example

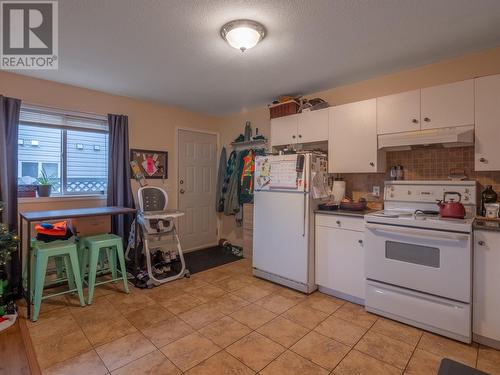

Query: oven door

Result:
[365,222,471,303]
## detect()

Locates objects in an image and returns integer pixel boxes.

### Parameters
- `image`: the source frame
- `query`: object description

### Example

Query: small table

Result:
[19,206,138,320]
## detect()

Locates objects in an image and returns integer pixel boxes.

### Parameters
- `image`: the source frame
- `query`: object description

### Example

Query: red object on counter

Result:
[437,192,466,219]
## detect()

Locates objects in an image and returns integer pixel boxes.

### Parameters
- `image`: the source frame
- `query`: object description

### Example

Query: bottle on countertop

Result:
[481,185,498,216]
[390,166,397,180]
[244,121,252,142]
[396,165,404,180]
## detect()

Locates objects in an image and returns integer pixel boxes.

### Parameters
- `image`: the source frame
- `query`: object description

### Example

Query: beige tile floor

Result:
[22,258,500,375]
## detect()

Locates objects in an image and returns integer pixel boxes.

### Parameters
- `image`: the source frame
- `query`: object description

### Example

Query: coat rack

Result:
[230,139,267,151]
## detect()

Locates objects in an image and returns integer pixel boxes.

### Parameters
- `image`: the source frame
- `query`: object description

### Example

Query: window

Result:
[18,105,108,196]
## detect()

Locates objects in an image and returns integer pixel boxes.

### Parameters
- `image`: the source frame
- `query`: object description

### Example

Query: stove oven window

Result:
[385,241,440,268]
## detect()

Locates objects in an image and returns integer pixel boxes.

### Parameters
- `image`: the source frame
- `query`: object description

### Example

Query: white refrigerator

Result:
[252,153,328,293]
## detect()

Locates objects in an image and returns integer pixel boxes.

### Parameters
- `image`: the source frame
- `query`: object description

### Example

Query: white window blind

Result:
[19,105,108,132]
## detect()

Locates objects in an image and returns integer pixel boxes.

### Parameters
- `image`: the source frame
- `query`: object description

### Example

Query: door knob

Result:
[298,134,302,138]
[424,117,430,122]
[369,162,375,167]
[180,189,185,194]
[336,220,341,225]
[479,157,487,163]
[292,135,296,139]
[411,119,418,124]
[478,240,486,246]
[358,239,363,245]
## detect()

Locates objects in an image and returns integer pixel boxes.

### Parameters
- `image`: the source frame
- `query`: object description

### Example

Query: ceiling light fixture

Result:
[220,19,266,52]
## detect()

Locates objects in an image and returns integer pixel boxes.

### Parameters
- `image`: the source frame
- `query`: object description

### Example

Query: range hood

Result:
[378,126,474,151]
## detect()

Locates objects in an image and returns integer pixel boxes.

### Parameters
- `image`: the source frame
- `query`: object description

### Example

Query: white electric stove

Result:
[364,180,477,343]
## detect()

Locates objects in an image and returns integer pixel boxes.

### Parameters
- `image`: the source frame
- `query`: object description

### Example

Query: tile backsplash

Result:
[340,145,500,203]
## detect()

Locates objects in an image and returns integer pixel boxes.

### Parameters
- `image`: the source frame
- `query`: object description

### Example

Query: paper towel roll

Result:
[332,180,346,204]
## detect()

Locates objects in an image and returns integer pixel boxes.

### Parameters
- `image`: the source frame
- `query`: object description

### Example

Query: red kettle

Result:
[437,192,466,219]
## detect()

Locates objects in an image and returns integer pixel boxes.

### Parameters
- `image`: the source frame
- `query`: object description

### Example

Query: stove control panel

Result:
[384,181,477,206]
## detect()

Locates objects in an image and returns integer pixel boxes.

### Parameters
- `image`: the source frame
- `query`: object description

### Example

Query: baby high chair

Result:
[134,186,189,285]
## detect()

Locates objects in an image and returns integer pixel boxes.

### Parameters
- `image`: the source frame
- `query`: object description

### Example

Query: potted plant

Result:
[37,168,54,197]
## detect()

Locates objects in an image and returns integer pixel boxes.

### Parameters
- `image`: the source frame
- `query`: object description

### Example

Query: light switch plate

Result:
[372,186,380,197]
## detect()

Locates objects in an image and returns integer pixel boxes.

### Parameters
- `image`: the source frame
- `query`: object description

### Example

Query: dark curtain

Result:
[0,95,21,294]
[107,114,134,241]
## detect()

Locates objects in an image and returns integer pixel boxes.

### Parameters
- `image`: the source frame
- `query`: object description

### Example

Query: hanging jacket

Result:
[223,151,240,216]
[225,150,249,223]
[216,147,227,212]
[240,150,255,205]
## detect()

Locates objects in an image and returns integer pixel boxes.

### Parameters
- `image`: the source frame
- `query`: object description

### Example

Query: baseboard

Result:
[182,242,219,253]
[18,318,42,375]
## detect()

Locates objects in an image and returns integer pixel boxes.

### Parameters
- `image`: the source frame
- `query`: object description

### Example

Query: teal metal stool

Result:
[80,234,129,304]
[32,240,85,321]
[24,240,72,299]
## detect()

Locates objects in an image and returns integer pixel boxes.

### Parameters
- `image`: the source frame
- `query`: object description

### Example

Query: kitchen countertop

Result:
[315,209,377,218]
[474,218,500,232]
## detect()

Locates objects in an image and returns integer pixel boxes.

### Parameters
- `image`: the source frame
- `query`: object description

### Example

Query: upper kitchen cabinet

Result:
[377,90,421,134]
[420,79,474,130]
[475,74,500,171]
[270,108,329,147]
[270,114,298,146]
[297,108,329,143]
[329,99,385,173]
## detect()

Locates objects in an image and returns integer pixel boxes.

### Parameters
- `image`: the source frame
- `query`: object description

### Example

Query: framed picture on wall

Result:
[130,149,168,179]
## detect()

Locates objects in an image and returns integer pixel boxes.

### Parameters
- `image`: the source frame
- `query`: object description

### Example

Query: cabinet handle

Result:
[369,162,375,167]
[336,220,341,225]
[292,135,296,139]
[479,157,487,163]
[412,118,418,124]
[478,240,486,246]
[298,134,302,138]
[358,239,363,245]
[424,117,430,122]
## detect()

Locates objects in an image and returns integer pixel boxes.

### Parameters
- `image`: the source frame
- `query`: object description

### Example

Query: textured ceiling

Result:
[13,0,500,115]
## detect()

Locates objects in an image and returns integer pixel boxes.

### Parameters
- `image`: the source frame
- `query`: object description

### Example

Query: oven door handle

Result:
[365,223,470,242]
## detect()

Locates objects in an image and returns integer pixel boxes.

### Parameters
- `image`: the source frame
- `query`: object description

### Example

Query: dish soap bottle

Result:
[481,185,498,216]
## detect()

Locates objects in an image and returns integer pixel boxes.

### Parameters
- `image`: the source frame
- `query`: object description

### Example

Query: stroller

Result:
[129,186,189,286]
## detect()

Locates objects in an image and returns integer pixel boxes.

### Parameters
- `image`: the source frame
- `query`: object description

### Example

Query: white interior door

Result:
[177,129,218,250]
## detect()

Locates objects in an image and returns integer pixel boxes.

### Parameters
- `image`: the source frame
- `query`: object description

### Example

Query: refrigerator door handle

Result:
[302,192,307,237]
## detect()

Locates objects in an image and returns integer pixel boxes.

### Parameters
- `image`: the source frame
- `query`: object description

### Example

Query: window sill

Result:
[18,194,107,204]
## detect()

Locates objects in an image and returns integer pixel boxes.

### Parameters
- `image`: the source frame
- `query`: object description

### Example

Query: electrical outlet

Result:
[372,186,380,197]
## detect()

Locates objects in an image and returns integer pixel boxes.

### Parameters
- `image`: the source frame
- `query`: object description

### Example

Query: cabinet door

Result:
[421,80,474,130]
[270,115,298,146]
[473,230,500,342]
[297,108,329,143]
[475,74,500,171]
[329,99,383,173]
[315,225,365,300]
[377,90,421,134]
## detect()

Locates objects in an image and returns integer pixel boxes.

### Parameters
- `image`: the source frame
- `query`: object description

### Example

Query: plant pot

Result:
[37,185,52,197]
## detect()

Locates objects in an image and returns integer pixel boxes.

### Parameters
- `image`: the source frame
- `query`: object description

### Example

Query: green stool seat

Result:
[80,234,129,304]
[32,240,85,321]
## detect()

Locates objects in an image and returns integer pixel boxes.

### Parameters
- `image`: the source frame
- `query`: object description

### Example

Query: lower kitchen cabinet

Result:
[474,230,500,349]
[315,214,365,303]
